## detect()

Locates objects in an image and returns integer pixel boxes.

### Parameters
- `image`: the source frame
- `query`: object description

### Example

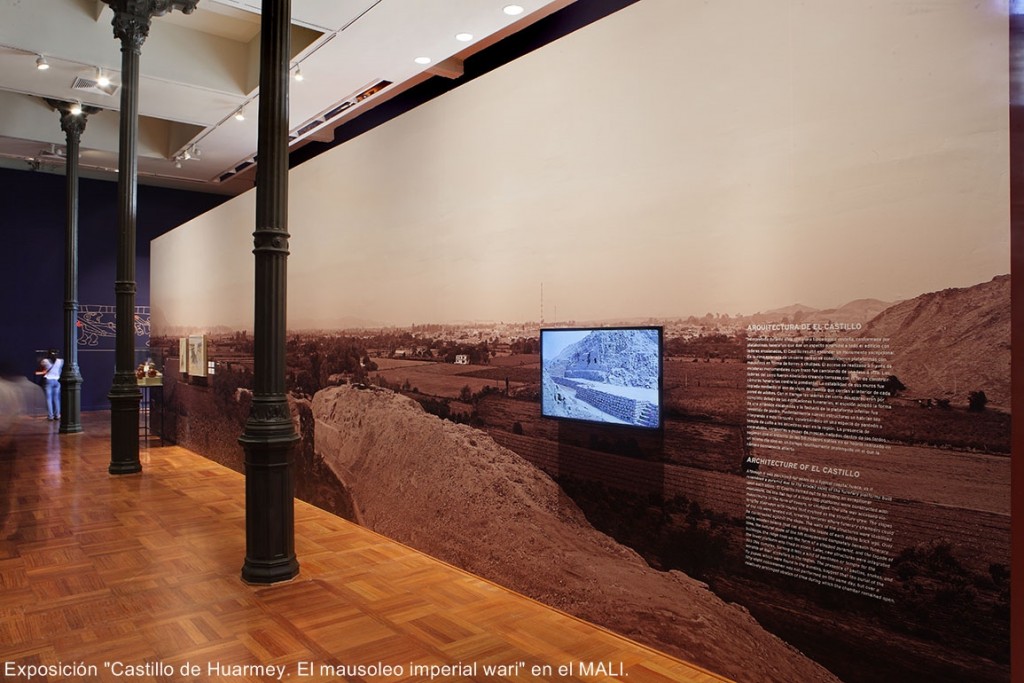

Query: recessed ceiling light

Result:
[35,55,49,70]
[414,56,432,65]
[503,4,525,16]
[455,32,473,42]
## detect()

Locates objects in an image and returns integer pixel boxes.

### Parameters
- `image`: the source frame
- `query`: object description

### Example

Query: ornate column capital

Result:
[45,99,100,142]
[101,0,199,52]
[59,112,88,141]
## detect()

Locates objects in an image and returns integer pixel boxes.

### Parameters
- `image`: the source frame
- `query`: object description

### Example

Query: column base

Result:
[108,461,142,475]
[109,375,142,475]
[60,368,83,435]
[240,398,298,585]
[241,556,299,584]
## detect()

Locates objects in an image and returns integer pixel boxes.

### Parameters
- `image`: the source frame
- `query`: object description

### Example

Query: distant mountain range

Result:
[752,298,895,325]
[752,278,1010,408]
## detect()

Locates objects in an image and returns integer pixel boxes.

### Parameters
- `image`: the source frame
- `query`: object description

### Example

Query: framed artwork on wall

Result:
[187,335,206,378]
[179,337,189,375]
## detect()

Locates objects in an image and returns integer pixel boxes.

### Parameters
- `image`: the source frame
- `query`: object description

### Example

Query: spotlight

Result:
[294,67,304,82]
[234,107,246,121]
[69,101,82,116]
[174,158,182,169]
[36,55,49,70]
[96,68,110,87]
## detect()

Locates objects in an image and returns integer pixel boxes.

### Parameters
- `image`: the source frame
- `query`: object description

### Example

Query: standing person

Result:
[35,349,63,421]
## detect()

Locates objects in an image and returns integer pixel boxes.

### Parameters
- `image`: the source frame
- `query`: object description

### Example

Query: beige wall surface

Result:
[152,0,1008,330]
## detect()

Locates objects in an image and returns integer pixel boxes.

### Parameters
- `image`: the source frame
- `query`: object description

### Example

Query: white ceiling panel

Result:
[0,0,577,195]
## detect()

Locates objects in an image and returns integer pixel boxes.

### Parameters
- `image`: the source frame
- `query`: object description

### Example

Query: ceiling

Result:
[0,0,575,195]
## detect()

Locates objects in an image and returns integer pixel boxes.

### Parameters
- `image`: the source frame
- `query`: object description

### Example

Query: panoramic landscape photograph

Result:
[149,1,1009,680]
[150,272,1010,683]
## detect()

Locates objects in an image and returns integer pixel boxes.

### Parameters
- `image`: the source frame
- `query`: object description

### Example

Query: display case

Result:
[134,347,163,445]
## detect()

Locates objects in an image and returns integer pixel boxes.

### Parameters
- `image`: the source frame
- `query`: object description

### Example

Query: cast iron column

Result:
[102,0,197,474]
[239,0,299,584]
[48,100,98,434]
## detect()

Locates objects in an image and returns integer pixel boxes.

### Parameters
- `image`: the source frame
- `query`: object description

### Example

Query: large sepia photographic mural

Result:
[150,2,1010,681]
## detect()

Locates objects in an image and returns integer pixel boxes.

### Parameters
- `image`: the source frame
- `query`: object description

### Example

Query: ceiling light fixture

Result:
[234,106,246,121]
[173,147,199,165]
[294,67,304,82]
[503,4,525,16]
[414,56,431,65]
[455,32,473,42]
[36,55,50,70]
[69,101,82,116]
[96,68,110,87]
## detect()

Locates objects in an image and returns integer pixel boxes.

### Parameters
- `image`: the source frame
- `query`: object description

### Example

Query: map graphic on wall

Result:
[541,327,661,428]
[76,304,150,347]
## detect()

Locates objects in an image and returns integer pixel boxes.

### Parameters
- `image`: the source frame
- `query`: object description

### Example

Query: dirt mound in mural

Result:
[312,385,840,683]
[859,275,1010,408]
[161,367,358,522]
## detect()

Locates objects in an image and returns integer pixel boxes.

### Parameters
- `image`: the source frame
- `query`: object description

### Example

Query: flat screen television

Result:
[540,326,663,429]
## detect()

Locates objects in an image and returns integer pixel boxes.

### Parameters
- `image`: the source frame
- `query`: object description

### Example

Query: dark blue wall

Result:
[0,166,226,409]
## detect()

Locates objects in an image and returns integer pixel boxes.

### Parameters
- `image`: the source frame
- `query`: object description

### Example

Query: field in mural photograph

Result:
[151,274,1010,683]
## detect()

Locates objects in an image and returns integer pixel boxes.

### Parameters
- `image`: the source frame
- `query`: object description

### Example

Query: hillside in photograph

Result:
[859,275,1010,408]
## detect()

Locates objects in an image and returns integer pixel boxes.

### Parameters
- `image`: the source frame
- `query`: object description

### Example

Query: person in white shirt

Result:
[35,349,64,421]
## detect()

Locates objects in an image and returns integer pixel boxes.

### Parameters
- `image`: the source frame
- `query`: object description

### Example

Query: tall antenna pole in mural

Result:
[239,0,299,583]
[101,0,197,474]
[47,99,99,435]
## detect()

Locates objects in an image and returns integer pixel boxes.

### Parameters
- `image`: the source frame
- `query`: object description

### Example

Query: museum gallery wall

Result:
[150,1,1010,682]
[0,167,226,409]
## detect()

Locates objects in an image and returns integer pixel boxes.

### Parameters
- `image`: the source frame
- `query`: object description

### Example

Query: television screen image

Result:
[541,327,662,429]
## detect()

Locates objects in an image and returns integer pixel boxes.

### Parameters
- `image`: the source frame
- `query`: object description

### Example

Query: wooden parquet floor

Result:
[0,413,729,683]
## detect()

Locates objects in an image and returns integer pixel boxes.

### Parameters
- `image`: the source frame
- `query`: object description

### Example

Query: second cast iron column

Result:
[103,0,197,474]
[52,101,96,435]
[239,0,298,584]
